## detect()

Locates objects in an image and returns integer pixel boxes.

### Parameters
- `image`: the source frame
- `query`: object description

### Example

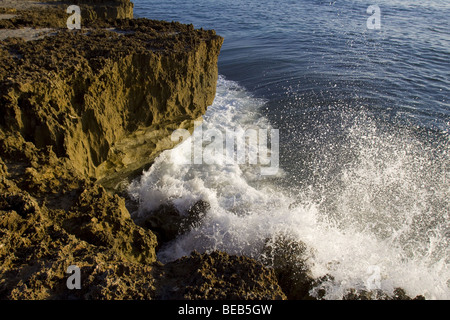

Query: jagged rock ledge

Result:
[1,3,223,189]
[0,1,288,300]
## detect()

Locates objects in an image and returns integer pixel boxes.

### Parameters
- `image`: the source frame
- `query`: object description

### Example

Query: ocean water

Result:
[129,0,449,299]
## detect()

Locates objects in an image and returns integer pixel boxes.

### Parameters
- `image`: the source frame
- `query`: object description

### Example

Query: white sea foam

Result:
[128,76,449,299]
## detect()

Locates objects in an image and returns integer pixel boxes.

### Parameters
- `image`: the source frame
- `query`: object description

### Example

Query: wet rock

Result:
[343,287,426,300]
[137,200,211,248]
[343,288,390,300]
[180,199,211,232]
[137,203,183,246]
[393,288,426,300]
[261,233,315,300]
[155,251,287,300]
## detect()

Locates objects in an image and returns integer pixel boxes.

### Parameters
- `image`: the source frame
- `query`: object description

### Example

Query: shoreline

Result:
[0,1,427,300]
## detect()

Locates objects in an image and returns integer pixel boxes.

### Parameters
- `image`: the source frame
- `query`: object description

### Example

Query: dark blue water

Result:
[131,0,449,299]
[134,0,448,125]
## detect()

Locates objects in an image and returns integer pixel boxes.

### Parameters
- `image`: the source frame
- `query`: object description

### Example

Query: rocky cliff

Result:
[0,11,222,188]
[0,1,290,300]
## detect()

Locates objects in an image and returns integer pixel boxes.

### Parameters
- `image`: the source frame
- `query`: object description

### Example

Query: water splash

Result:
[129,76,449,299]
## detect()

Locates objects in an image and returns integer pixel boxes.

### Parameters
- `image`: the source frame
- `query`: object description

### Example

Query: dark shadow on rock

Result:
[136,199,211,250]
[261,233,315,300]
[154,250,287,300]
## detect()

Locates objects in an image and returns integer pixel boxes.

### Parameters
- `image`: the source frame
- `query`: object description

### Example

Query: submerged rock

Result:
[136,199,211,248]
[182,199,211,231]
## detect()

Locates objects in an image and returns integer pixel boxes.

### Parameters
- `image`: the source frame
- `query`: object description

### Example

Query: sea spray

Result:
[129,76,449,299]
